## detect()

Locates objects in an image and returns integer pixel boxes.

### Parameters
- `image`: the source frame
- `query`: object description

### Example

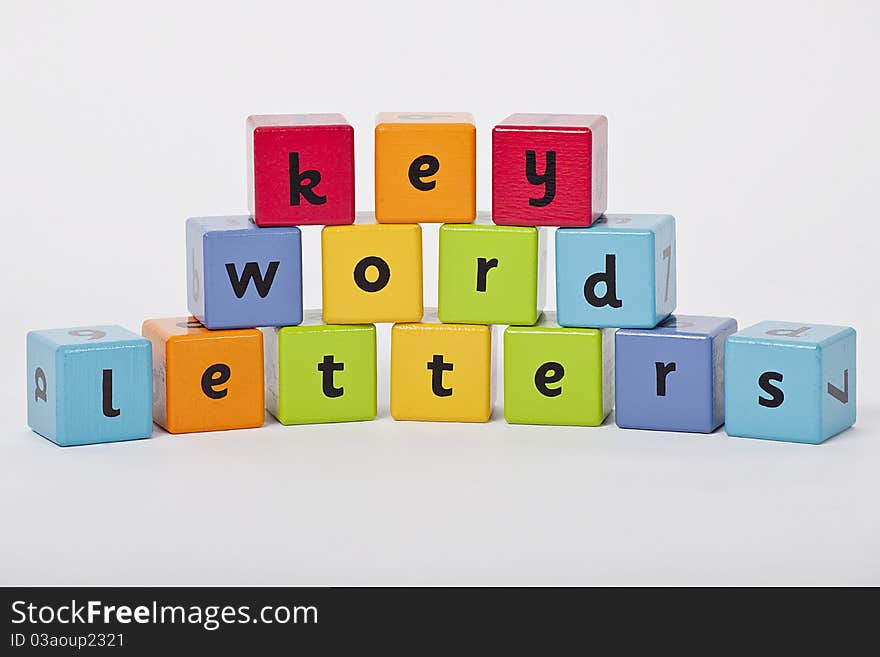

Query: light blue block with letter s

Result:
[187,215,303,329]
[724,321,856,444]
[555,214,676,328]
[26,326,153,447]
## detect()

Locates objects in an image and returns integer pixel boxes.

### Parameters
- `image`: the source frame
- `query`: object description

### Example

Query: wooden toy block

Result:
[615,315,737,433]
[321,216,423,323]
[26,326,152,446]
[142,317,264,434]
[263,310,377,425]
[724,322,856,444]
[390,310,492,422]
[247,113,354,227]
[503,313,613,426]
[555,214,676,328]
[374,112,476,224]
[492,113,608,227]
[438,219,547,325]
[186,215,302,330]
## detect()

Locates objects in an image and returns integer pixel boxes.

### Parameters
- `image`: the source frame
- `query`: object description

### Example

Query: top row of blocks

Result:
[246,112,608,227]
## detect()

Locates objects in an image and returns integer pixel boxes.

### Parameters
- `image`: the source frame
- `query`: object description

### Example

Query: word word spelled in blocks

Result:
[263,310,377,425]
[142,317,264,434]
[504,313,614,426]
[27,326,152,446]
[556,214,676,328]
[186,215,303,330]
[321,216,423,323]
[247,113,354,226]
[375,113,476,224]
[724,322,856,444]
[391,311,493,422]
[438,220,546,325]
[615,315,738,433]
[492,113,608,226]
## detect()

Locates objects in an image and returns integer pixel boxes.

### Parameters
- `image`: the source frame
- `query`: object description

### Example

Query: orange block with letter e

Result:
[142,317,264,434]
[375,113,476,223]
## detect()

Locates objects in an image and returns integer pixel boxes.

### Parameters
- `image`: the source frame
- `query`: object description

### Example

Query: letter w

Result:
[225,261,280,298]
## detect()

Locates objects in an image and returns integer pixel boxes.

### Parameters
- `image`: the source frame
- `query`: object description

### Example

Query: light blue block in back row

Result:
[555,214,676,328]
[26,326,153,446]
[187,215,303,330]
[724,321,856,444]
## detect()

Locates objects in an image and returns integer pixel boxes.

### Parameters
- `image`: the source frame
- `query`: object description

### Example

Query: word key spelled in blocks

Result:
[615,315,737,433]
[493,113,608,226]
[263,311,377,425]
[27,326,152,446]
[391,312,493,422]
[438,221,546,325]
[375,113,476,223]
[247,114,354,226]
[504,313,614,427]
[142,317,264,434]
[556,214,676,328]
[724,322,856,444]
[321,218,423,323]
[186,215,303,330]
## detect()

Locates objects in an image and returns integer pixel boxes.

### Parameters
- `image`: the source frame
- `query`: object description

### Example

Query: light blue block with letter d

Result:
[555,214,676,328]
[26,326,153,446]
[724,321,856,444]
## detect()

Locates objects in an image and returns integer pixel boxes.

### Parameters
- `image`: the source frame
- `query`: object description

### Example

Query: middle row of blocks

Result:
[186,213,676,330]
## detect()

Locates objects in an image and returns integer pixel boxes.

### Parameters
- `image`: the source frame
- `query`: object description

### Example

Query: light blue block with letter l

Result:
[26,326,153,446]
[724,321,856,444]
[555,214,676,328]
[186,215,303,330]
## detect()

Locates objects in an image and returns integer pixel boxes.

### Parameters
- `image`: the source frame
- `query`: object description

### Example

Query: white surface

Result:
[1,0,878,585]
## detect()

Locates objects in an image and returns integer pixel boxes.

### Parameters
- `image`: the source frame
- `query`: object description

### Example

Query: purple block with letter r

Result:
[615,315,737,433]
[186,215,303,329]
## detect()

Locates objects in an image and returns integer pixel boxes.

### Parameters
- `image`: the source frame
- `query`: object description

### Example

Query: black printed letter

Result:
[427,354,453,397]
[353,256,391,292]
[289,152,327,206]
[758,371,784,408]
[584,254,623,308]
[535,362,564,397]
[318,355,344,398]
[408,155,440,191]
[655,362,676,396]
[201,364,231,399]
[476,258,498,292]
[102,369,120,417]
[525,150,556,207]
[225,262,280,299]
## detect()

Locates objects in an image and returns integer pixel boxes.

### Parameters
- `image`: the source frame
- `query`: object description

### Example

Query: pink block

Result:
[247,113,355,227]
[492,113,607,227]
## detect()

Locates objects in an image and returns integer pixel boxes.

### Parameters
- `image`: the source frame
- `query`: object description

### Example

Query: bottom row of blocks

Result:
[26,313,856,446]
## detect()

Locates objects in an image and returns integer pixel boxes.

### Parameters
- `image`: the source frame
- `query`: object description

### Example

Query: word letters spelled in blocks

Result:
[438,219,546,325]
[142,317,264,434]
[390,310,493,422]
[26,326,152,446]
[186,215,303,330]
[504,313,614,427]
[556,214,676,329]
[615,315,738,433]
[724,322,856,444]
[492,113,608,226]
[247,113,354,227]
[374,113,476,224]
[321,215,423,323]
[263,310,377,425]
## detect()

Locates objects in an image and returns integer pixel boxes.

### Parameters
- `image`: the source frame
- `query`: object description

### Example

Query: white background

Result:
[1,1,878,585]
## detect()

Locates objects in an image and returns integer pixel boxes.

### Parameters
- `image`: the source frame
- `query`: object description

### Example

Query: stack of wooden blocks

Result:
[27,113,857,447]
